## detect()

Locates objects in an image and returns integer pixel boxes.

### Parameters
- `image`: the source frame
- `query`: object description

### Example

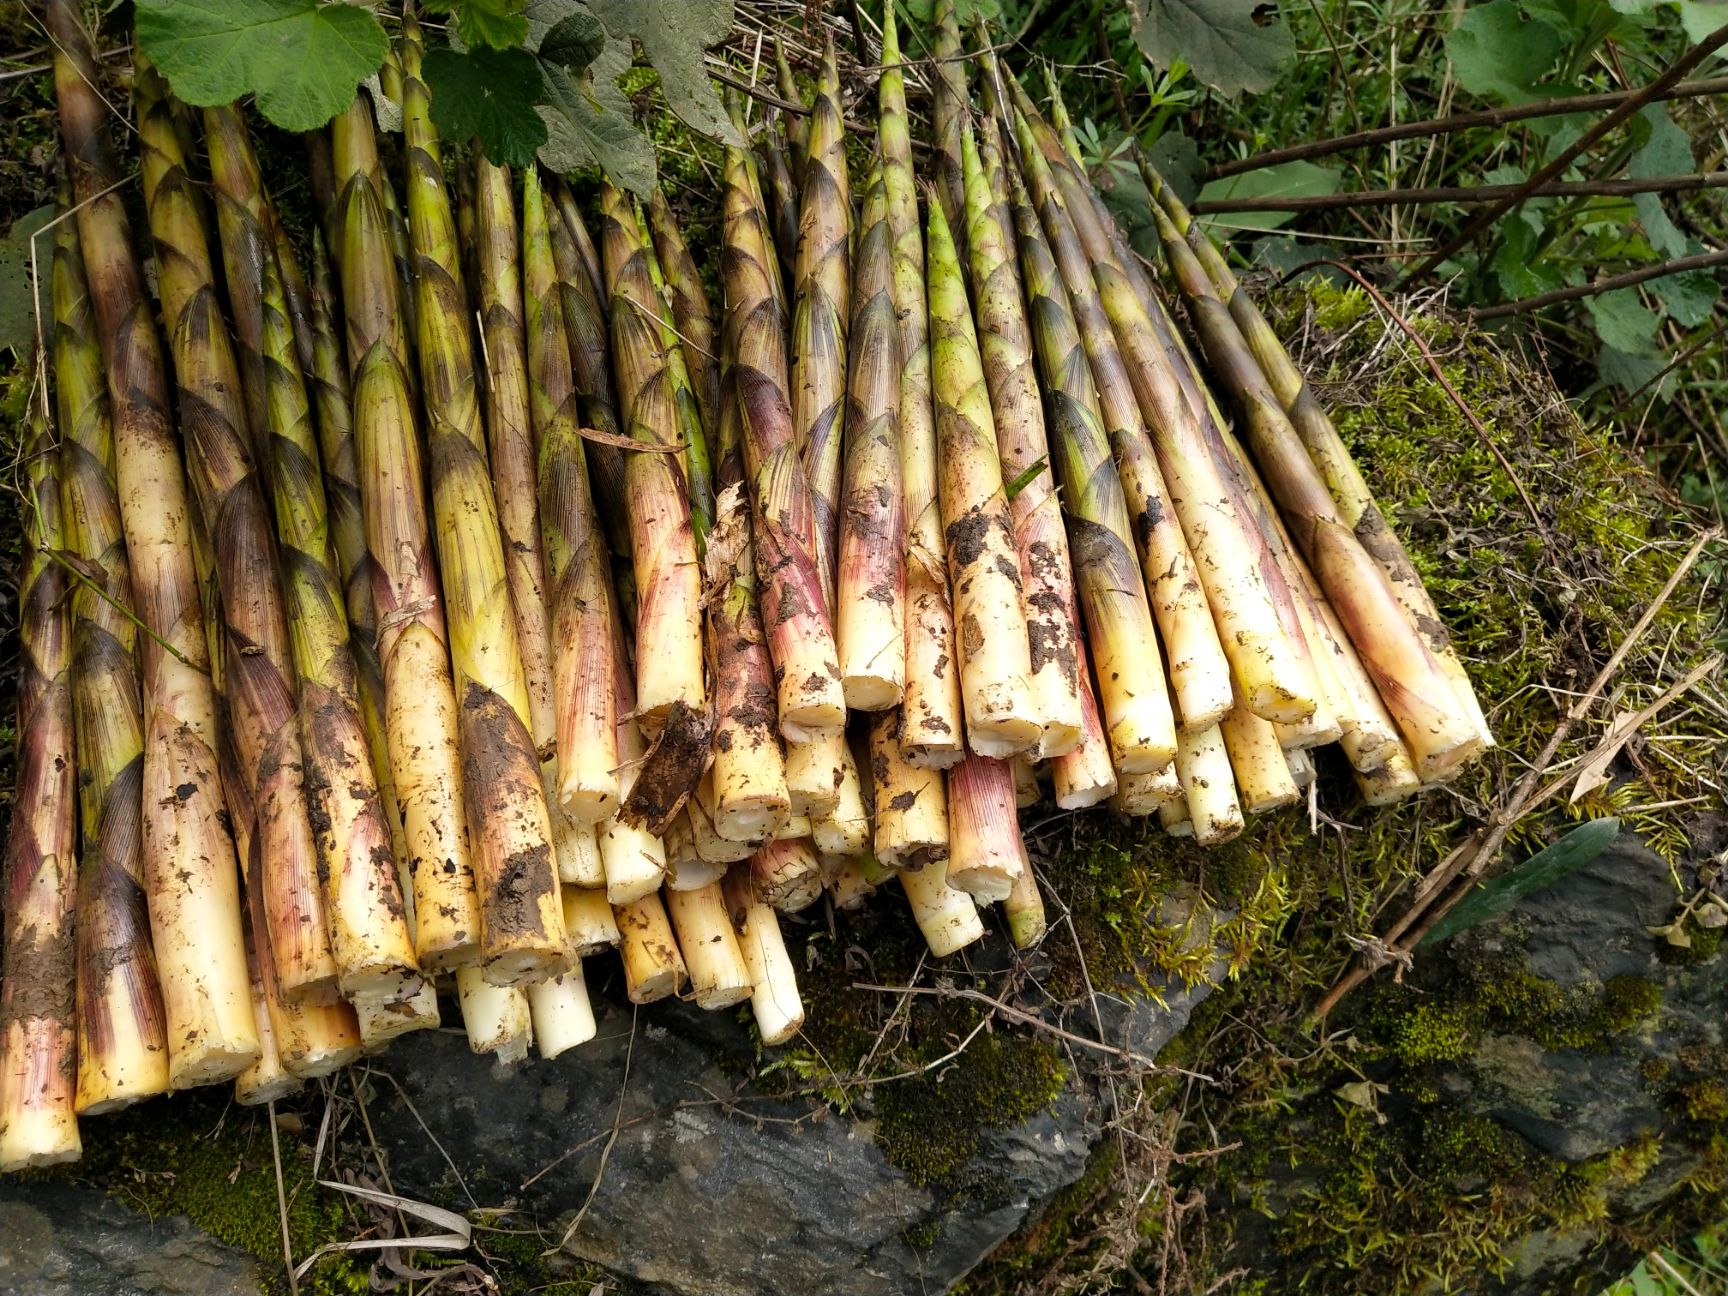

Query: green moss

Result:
[1673,1080,1728,1125]
[35,1090,366,1295]
[1390,1003,1474,1066]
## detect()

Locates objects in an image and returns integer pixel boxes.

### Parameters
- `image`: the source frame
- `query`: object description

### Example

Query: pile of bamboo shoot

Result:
[0,0,1488,1171]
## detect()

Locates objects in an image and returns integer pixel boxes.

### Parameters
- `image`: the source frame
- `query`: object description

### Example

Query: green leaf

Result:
[540,9,604,71]
[135,0,388,133]
[1587,287,1662,352]
[583,0,741,147]
[537,44,657,193]
[1195,159,1340,233]
[1003,458,1048,501]
[0,206,58,355]
[1491,217,1564,299]
[1145,130,1201,207]
[1654,265,1720,327]
[1444,0,1563,101]
[423,0,529,51]
[1132,0,1293,97]
[1597,342,1673,397]
[422,45,547,167]
[1678,1,1728,41]
[1419,818,1621,947]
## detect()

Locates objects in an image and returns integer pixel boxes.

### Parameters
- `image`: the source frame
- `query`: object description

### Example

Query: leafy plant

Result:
[134,0,742,195]
[135,0,389,132]
[1131,0,1294,97]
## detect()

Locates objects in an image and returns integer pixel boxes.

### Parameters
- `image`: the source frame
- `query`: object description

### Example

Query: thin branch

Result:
[1472,247,1728,320]
[1194,171,1728,214]
[1398,21,1728,291]
[1203,75,1728,181]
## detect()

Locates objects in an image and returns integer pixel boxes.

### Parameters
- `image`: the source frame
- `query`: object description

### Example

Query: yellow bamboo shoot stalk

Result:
[776,815,813,843]
[52,219,169,1115]
[598,573,669,905]
[331,96,480,972]
[618,893,688,1003]
[663,809,727,891]
[707,348,792,841]
[667,884,754,1010]
[758,130,802,296]
[963,123,1084,758]
[925,192,1041,757]
[1013,122,1235,733]
[221,713,362,1084]
[1003,854,1048,949]
[945,754,1026,902]
[790,41,852,601]
[553,813,605,889]
[901,865,986,957]
[1163,185,1493,750]
[881,7,964,766]
[234,967,296,1107]
[785,733,847,818]
[1006,149,1176,774]
[1052,645,1118,809]
[401,33,567,986]
[564,887,622,955]
[829,860,879,911]
[305,231,414,923]
[1140,170,1484,781]
[773,36,808,180]
[136,65,336,1004]
[930,0,970,261]
[522,169,620,824]
[835,170,906,710]
[1175,725,1244,847]
[868,712,950,869]
[1025,134,1316,732]
[0,381,80,1170]
[547,181,630,559]
[473,160,584,875]
[693,776,761,862]
[203,102,417,998]
[1286,746,1316,791]
[721,132,847,740]
[456,968,531,1062]
[1224,429,1401,770]
[252,246,421,998]
[527,963,597,1059]
[1012,757,1040,808]
[597,183,707,728]
[1357,743,1424,806]
[647,187,720,442]
[1220,706,1300,815]
[1110,765,1184,817]
[1158,798,1194,837]
[351,983,440,1050]
[724,872,805,1045]
[751,838,825,913]
[811,746,870,857]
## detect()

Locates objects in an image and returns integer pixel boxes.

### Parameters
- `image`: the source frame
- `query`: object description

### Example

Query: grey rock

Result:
[0,1179,262,1296]
[365,982,1106,1296]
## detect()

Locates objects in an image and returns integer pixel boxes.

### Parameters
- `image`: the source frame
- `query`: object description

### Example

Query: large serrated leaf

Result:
[1195,159,1340,233]
[1132,0,1294,98]
[135,0,388,133]
[423,45,548,167]
[422,0,529,52]
[0,206,57,356]
[583,0,742,147]
[540,10,605,71]
[1420,818,1622,947]
[537,43,656,193]
[1444,0,1563,102]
